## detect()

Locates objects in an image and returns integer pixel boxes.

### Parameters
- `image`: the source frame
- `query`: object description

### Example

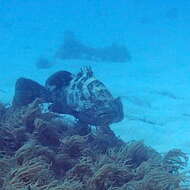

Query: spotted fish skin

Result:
[64,67,124,126]
[12,67,124,126]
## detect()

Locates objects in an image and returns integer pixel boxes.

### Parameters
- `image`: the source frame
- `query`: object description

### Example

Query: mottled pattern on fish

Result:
[67,67,111,110]
[12,67,124,126]
[65,67,124,126]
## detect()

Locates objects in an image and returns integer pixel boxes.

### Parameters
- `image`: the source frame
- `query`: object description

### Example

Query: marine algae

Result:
[0,97,189,190]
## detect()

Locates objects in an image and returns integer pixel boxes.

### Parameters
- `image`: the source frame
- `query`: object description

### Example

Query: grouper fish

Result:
[13,67,124,126]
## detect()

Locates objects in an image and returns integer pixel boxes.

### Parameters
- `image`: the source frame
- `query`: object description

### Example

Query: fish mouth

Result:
[98,112,111,118]
[96,112,115,125]
[96,97,124,125]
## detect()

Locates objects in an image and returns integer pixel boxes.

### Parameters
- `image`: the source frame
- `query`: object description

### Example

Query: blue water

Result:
[0,0,190,154]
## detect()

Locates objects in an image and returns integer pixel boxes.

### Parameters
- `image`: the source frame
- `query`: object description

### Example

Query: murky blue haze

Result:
[0,0,190,156]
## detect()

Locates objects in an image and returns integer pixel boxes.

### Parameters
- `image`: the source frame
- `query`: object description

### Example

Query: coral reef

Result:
[0,99,189,189]
[0,102,6,120]
[0,69,189,189]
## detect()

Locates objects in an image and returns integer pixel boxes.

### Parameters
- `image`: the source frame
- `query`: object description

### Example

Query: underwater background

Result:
[0,0,190,189]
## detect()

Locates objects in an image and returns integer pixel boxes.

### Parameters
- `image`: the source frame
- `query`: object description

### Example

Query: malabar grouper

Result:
[13,67,124,126]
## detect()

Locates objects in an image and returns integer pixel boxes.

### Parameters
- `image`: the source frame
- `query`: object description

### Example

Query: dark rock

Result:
[45,70,73,91]
[12,77,51,107]
[45,71,73,115]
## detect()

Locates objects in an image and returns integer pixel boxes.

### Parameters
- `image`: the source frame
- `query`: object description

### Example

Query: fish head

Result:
[77,97,124,126]
[66,67,124,125]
